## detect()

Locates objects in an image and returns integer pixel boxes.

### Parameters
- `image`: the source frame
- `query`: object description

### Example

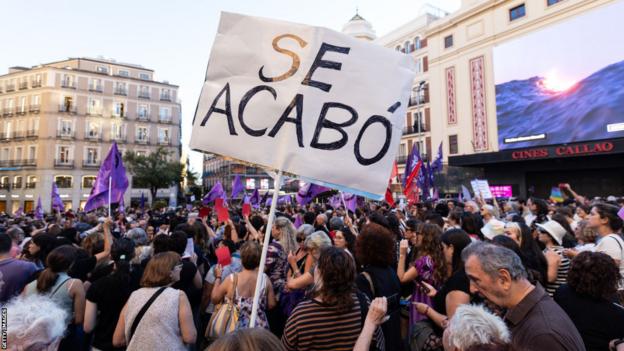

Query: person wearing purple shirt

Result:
[0,233,37,303]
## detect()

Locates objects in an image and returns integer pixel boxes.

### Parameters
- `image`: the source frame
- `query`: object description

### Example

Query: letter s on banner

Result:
[190,12,416,198]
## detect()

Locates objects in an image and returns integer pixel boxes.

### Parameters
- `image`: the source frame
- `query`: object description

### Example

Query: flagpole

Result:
[108,176,112,217]
[250,169,282,328]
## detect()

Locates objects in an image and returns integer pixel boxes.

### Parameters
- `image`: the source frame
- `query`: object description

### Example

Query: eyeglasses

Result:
[174,263,183,271]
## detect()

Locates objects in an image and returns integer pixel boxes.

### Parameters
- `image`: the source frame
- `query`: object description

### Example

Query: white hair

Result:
[6,294,68,349]
[446,304,510,350]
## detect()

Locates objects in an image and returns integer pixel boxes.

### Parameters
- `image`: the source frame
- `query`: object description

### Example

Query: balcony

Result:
[0,133,9,140]
[29,105,40,113]
[25,182,36,189]
[396,155,407,164]
[58,104,77,114]
[26,129,38,138]
[158,116,172,124]
[5,84,15,92]
[111,134,127,143]
[13,159,36,167]
[19,82,28,90]
[31,81,42,88]
[12,131,25,140]
[84,133,102,142]
[160,94,171,102]
[89,85,103,93]
[137,114,150,122]
[56,130,75,139]
[0,183,9,190]
[3,108,14,117]
[12,182,22,189]
[402,124,427,135]
[408,96,427,107]
[157,139,172,146]
[54,159,74,169]
[16,108,27,116]
[111,112,126,119]
[114,88,127,96]
[61,82,76,89]
[0,160,10,167]
[82,160,101,169]
[138,92,150,99]
[136,138,150,145]
[86,109,103,117]
[56,181,73,189]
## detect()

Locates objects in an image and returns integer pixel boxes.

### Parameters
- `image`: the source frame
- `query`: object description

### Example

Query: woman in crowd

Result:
[23,245,86,350]
[21,233,57,269]
[460,213,483,241]
[84,238,139,351]
[207,328,286,351]
[266,217,298,336]
[113,252,197,351]
[212,241,276,329]
[397,223,446,327]
[411,229,472,351]
[282,247,381,351]
[526,197,549,229]
[443,304,511,351]
[505,221,548,286]
[333,226,356,255]
[554,251,624,351]
[536,220,570,296]
[356,222,402,351]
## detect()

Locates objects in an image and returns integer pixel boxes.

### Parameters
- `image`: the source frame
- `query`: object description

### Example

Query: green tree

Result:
[123,147,184,203]
[185,169,203,203]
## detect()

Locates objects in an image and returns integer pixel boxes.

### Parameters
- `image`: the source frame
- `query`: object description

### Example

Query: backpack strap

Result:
[609,235,624,259]
[362,271,376,298]
[50,277,71,297]
[129,287,167,343]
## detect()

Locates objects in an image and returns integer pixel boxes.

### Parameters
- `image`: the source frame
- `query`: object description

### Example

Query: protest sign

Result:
[471,179,494,199]
[190,12,416,198]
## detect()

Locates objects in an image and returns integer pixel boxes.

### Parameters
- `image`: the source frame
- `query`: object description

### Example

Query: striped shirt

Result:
[282,294,363,351]
[544,246,570,296]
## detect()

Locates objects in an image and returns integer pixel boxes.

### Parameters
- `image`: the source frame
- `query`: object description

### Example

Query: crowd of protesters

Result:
[1,183,623,351]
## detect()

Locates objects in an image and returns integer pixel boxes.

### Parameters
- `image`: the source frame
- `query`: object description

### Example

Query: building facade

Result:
[0,57,181,213]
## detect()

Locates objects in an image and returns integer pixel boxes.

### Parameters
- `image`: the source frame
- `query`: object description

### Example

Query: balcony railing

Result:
[136,138,150,145]
[12,131,25,140]
[402,124,427,135]
[408,96,427,107]
[89,85,103,93]
[13,159,36,167]
[12,182,22,189]
[137,114,150,121]
[157,139,172,146]
[0,160,10,167]
[0,184,9,190]
[86,109,103,117]
[31,81,42,88]
[111,112,126,118]
[138,92,150,99]
[56,181,73,189]
[396,155,408,164]
[82,160,100,168]
[56,130,75,139]
[158,116,172,124]
[54,159,74,168]
[16,108,27,116]
[111,134,127,143]
[29,104,40,113]
[160,94,171,101]
[25,182,36,189]
[0,133,9,140]
[85,134,102,142]
[114,88,127,96]
[5,84,15,92]
[3,108,14,117]
[26,129,38,138]
[61,82,76,89]
[58,105,77,114]
[19,82,28,90]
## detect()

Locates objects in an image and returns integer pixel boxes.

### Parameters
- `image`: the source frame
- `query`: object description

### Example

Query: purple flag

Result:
[118,197,125,214]
[231,175,244,199]
[328,195,341,209]
[618,207,624,221]
[294,214,303,229]
[51,182,64,212]
[342,192,358,213]
[250,188,260,205]
[84,142,129,212]
[14,207,24,217]
[140,192,146,210]
[403,143,419,187]
[279,195,292,205]
[35,197,43,220]
[203,181,225,204]
[431,142,443,174]
[260,191,269,207]
[296,183,330,206]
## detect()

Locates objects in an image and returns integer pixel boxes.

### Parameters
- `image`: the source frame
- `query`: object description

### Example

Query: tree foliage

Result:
[123,147,183,202]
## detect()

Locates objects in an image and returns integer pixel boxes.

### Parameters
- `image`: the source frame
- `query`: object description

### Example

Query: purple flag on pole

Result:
[402,144,419,187]
[118,197,125,214]
[14,207,24,217]
[231,175,244,199]
[84,142,129,212]
[203,181,225,204]
[35,197,43,220]
[260,191,269,207]
[618,207,624,221]
[431,142,444,174]
[140,192,146,210]
[51,182,64,212]
[328,195,341,209]
[294,214,303,229]
[343,192,358,213]
[249,189,260,206]
[296,183,330,206]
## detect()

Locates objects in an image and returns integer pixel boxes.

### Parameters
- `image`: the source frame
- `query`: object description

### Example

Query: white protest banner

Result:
[470,179,494,199]
[190,12,416,198]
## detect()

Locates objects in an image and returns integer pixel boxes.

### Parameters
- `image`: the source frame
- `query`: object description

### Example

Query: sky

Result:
[0,0,460,175]
[493,0,624,86]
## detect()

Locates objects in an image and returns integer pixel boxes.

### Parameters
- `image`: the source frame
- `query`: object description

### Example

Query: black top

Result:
[171,259,201,308]
[69,255,97,281]
[356,265,403,351]
[433,269,471,315]
[554,284,624,351]
[86,271,140,350]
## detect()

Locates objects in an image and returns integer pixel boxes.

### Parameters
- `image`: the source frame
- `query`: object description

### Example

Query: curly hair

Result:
[355,223,396,267]
[314,246,356,314]
[567,251,621,300]
[416,223,447,286]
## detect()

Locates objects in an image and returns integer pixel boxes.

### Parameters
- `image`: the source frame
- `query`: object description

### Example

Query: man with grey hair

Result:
[462,242,585,351]
[443,304,510,351]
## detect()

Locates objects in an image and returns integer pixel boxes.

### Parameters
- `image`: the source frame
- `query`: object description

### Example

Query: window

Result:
[26,175,37,188]
[13,176,22,189]
[136,126,148,141]
[86,121,100,138]
[30,95,40,111]
[55,175,73,188]
[114,82,127,95]
[82,176,96,188]
[15,147,22,160]
[404,41,412,54]
[160,88,171,101]
[159,106,171,121]
[509,4,526,21]
[18,97,26,113]
[61,74,74,88]
[1,148,8,161]
[395,45,401,51]
[85,148,99,164]
[28,146,36,160]
[547,0,562,5]
[117,70,129,77]
[158,128,170,144]
[139,85,150,98]
[60,120,73,135]
[96,66,109,74]
[87,98,102,115]
[138,104,149,119]
[32,74,42,87]
[414,58,422,73]
[57,146,71,163]
[113,102,125,117]
[444,35,454,48]
[90,78,102,92]
[449,135,458,155]
[413,111,424,132]
[414,37,421,50]
[139,73,151,80]
[111,123,124,140]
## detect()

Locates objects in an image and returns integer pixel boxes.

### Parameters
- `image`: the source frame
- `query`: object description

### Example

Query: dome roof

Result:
[342,12,376,41]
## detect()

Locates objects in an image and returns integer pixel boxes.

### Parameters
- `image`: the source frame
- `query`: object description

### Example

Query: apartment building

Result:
[0,57,181,213]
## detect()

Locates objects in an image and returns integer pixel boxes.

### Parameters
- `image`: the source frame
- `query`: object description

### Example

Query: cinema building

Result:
[421,0,624,198]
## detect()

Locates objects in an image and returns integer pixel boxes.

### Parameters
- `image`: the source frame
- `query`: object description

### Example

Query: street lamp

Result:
[416,81,428,159]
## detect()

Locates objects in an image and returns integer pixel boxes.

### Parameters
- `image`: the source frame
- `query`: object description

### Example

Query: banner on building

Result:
[190,12,416,198]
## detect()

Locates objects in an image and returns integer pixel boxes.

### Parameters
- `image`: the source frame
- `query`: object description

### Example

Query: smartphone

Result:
[386,293,401,316]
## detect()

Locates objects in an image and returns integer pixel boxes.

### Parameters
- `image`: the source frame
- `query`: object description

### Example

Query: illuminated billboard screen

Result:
[489,185,512,198]
[493,0,624,150]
